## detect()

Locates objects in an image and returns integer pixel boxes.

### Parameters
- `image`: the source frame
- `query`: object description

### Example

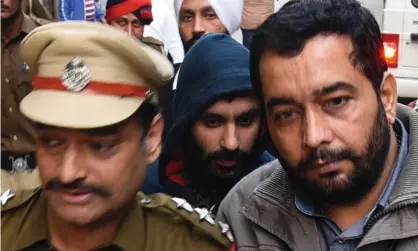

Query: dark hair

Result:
[131,100,159,138]
[250,0,388,101]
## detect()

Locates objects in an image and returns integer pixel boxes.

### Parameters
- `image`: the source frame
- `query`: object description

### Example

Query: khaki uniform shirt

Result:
[1,188,234,251]
[21,0,55,22]
[1,14,43,153]
[141,36,167,104]
[1,169,41,194]
[142,36,166,56]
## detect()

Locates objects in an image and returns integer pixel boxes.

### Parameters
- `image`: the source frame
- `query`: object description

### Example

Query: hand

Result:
[99,18,107,24]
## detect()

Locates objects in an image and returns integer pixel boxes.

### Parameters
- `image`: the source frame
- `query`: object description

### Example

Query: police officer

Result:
[1,22,234,251]
[1,0,48,191]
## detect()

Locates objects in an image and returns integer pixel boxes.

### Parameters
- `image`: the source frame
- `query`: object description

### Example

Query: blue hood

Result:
[164,33,255,153]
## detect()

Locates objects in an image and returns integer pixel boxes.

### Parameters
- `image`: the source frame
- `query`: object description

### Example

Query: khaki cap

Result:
[19,21,174,129]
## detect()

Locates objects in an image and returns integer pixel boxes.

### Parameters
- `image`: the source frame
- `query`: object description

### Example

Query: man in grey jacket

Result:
[217,0,418,250]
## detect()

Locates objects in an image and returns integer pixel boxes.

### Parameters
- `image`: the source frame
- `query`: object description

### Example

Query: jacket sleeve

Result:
[94,1,105,20]
[58,0,71,21]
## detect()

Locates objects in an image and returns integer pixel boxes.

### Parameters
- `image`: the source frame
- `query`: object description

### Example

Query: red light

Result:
[382,33,399,68]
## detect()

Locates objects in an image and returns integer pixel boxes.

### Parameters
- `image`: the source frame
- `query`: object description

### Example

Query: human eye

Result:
[324,96,351,109]
[38,135,64,148]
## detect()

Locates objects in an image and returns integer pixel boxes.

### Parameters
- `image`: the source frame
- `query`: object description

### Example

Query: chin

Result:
[312,172,350,189]
[54,205,105,226]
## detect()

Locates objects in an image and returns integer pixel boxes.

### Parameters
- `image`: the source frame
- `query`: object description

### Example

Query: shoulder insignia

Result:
[1,186,41,213]
[1,189,15,206]
[137,192,234,246]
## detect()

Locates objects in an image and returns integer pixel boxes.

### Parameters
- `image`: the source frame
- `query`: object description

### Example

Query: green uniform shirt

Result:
[1,188,234,251]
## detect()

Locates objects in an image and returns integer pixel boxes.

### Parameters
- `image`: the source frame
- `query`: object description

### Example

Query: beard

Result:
[182,29,229,53]
[182,133,255,188]
[1,1,21,25]
[280,101,391,206]
[182,32,205,53]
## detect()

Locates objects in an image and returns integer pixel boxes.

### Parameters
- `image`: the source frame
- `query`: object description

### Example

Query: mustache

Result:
[298,147,361,172]
[1,4,10,9]
[45,178,112,197]
[183,32,204,51]
[207,149,249,161]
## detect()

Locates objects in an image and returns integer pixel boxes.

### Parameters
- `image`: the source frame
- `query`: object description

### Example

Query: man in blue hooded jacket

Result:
[142,33,274,213]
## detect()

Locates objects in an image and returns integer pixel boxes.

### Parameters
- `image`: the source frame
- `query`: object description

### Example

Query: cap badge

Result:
[61,57,92,92]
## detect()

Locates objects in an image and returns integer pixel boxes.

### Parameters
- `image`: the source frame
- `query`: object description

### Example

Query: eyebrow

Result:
[202,6,215,13]
[313,81,356,97]
[236,107,262,118]
[266,97,297,112]
[202,107,261,119]
[118,16,137,21]
[200,111,224,120]
[266,81,356,112]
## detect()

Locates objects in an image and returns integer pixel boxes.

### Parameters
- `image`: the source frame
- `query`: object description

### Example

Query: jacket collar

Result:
[241,104,418,250]
[387,105,418,204]
[241,164,322,251]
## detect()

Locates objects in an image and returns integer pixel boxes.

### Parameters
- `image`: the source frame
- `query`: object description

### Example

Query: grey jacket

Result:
[217,104,418,251]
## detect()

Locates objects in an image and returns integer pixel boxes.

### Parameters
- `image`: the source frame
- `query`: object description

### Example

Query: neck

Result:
[327,130,399,231]
[47,206,128,251]
[1,13,23,43]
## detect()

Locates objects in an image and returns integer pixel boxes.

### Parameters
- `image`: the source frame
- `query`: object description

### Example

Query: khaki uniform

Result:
[142,36,167,57]
[1,14,48,193]
[1,188,234,250]
[1,169,41,194]
[141,36,167,103]
[21,0,55,22]
[1,14,41,154]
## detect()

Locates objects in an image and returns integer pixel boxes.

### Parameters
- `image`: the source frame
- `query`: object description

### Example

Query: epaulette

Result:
[141,37,167,57]
[1,186,41,213]
[137,192,234,248]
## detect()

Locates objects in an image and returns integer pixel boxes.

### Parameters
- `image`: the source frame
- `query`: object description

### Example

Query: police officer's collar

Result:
[111,198,147,250]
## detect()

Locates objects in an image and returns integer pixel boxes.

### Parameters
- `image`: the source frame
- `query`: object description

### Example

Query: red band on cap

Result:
[106,0,152,22]
[32,76,149,98]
